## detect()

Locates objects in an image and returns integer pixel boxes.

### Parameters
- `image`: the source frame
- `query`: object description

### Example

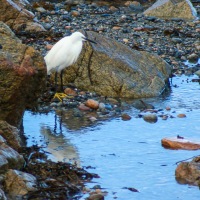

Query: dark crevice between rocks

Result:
[87,48,94,86]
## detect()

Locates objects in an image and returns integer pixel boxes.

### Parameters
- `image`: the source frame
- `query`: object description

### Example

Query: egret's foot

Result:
[53,93,67,102]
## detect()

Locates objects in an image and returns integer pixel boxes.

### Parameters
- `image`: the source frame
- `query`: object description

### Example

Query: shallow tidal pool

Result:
[24,74,200,200]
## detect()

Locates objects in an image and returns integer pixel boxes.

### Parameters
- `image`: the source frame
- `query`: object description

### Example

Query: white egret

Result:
[44,31,96,101]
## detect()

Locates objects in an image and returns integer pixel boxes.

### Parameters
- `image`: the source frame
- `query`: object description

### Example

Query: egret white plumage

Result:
[44,31,96,101]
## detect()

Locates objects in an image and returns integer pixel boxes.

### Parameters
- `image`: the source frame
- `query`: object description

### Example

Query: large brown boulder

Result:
[60,31,172,98]
[175,156,200,186]
[144,0,197,20]
[0,0,46,32]
[0,22,46,127]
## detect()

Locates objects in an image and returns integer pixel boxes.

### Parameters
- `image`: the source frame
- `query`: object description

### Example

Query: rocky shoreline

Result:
[19,0,200,73]
[0,0,200,199]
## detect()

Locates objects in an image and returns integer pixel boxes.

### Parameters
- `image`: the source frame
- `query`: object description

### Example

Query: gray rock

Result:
[4,169,37,196]
[171,38,182,44]
[0,140,25,172]
[144,0,197,20]
[0,188,7,200]
[35,7,46,13]
[61,31,172,98]
[143,114,158,123]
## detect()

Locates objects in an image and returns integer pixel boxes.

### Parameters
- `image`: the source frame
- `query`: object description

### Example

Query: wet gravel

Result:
[19,0,200,122]
[20,0,200,73]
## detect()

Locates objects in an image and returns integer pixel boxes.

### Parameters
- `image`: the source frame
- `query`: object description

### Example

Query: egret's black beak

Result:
[84,37,97,44]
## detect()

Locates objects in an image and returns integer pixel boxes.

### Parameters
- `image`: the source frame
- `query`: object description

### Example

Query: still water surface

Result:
[24,75,200,200]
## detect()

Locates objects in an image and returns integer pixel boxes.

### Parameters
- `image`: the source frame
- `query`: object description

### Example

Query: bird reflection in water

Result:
[40,112,80,166]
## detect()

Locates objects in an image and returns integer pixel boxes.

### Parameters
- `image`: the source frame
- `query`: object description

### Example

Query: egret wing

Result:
[45,37,72,73]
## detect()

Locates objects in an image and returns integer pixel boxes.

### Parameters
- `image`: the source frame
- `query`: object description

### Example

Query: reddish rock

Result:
[64,88,77,96]
[79,91,86,95]
[177,113,186,118]
[71,11,80,17]
[46,44,53,51]
[112,26,121,30]
[109,6,118,12]
[161,137,200,150]
[85,99,99,110]
[143,114,158,123]
[0,22,46,127]
[166,107,171,111]
[121,113,132,121]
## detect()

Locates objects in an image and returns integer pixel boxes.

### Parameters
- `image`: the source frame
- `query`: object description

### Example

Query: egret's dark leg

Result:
[60,70,64,92]
[55,71,58,92]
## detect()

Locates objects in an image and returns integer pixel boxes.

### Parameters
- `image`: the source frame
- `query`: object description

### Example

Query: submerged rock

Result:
[143,114,158,123]
[175,156,200,186]
[61,31,172,98]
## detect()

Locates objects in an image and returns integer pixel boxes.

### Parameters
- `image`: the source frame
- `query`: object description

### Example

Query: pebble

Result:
[98,102,105,110]
[112,26,121,30]
[109,6,118,12]
[104,104,112,110]
[85,99,99,109]
[187,53,199,63]
[64,88,77,96]
[121,113,132,121]
[86,193,104,200]
[35,7,46,13]
[78,103,91,111]
[43,23,52,30]
[171,38,182,44]
[46,44,53,50]
[177,113,186,118]
[123,38,129,43]
[89,116,97,122]
[143,114,158,123]
[165,107,171,111]
[71,10,80,17]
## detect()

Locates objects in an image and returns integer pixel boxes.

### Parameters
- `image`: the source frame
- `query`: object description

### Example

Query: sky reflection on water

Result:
[24,75,200,200]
